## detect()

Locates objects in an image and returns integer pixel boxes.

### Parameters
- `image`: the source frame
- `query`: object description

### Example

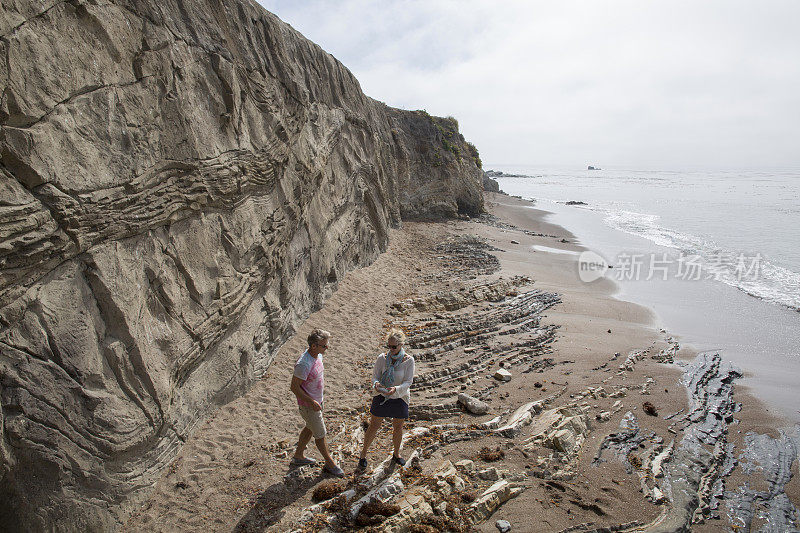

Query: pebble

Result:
[496,519,512,532]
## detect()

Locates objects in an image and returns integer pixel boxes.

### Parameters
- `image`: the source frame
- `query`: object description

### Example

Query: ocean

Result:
[491,165,800,423]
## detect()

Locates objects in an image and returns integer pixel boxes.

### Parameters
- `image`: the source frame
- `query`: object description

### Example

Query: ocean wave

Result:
[579,204,800,311]
[497,170,800,312]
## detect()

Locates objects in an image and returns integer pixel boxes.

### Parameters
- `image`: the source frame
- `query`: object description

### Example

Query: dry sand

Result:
[123,193,797,532]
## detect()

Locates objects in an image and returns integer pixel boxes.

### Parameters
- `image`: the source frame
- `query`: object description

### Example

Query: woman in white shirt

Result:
[357,328,415,470]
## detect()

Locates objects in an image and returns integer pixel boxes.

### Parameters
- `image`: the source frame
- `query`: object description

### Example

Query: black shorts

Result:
[369,395,409,419]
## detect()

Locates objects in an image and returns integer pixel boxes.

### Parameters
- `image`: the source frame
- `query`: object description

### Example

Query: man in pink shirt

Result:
[289,329,343,477]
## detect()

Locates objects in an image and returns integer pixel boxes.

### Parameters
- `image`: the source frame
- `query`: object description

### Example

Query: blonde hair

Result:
[385,327,406,345]
[307,329,330,347]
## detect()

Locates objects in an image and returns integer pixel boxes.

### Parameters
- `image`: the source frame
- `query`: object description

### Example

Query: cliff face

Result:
[388,110,483,219]
[0,0,483,529]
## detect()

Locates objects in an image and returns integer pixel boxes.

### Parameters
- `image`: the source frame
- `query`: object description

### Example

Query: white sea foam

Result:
[579,203,800,311]
[498,168,800,312]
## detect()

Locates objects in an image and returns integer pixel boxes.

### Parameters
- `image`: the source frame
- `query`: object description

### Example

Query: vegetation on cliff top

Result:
[415,110,482,169]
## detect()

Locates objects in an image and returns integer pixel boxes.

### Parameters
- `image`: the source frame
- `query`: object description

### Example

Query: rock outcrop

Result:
[0,0,483,529]
[482,172,501,193]
[389,111,483,219]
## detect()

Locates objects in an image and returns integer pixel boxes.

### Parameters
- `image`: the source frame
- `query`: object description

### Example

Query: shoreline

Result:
[494,174,800,426]
[124,193,798,532]
[490,194,797,425]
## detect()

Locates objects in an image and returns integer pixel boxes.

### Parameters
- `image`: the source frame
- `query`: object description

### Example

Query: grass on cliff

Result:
[466,141,482,169]
[415,110,482,169]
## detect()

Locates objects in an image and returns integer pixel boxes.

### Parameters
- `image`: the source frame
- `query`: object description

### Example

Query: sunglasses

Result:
[386,344,401,349]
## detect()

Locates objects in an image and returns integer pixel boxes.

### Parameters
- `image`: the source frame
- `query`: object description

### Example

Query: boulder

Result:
[469,480,524,524]
[455,459,476,474]
[434,460,458,482]
[551,429,576,453]
[494,368,512,382]
[496,519,512,532]
[525,406,589,460]
[483,173,501,193]
[458,393,490,415]
[379,493,434,533]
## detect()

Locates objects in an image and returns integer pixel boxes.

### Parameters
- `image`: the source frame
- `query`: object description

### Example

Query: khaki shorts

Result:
[298,404,326,439]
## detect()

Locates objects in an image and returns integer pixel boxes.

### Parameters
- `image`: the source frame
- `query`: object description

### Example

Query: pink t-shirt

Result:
[293,351,324,407]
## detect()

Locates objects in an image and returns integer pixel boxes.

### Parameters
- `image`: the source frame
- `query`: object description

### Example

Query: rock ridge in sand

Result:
[0,0,483,529]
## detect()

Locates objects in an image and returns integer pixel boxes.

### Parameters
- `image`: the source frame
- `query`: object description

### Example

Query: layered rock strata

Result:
[0,0,483,529]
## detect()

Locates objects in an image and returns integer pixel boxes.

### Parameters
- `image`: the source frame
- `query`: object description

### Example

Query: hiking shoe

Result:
[356,458,368,471]
[289,456,317,466]
[392,456,406,467]
[323,464,345,478]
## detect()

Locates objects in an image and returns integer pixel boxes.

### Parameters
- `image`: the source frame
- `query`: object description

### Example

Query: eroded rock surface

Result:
[0,0,483,529]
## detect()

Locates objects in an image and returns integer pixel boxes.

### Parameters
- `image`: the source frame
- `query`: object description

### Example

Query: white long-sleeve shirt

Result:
[372,353,415,406]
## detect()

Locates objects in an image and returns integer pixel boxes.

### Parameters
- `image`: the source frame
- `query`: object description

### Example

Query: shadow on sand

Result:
[233,465,326,532]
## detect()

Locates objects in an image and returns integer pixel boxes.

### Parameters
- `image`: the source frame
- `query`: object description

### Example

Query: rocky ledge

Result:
[0,0,483,530]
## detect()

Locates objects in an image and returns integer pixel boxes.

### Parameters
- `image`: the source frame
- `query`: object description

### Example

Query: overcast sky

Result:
[257,1,800,170]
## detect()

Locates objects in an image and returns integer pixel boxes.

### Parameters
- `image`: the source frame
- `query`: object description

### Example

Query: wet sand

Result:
[501,193,800,425]
[123,193,798,532]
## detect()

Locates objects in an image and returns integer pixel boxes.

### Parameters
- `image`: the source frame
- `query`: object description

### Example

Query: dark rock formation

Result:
[483,169,529,178]
[482,173,500,193]
[726,428,800,531]
[0,0,483,530]
[389,111,483,219]
[653,352,743,531]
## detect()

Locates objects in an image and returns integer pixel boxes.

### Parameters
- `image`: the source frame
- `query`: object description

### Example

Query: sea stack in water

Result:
[0,0,483,529]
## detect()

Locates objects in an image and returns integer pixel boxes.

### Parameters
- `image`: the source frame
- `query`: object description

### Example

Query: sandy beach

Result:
[4,2,797,530]
[123,193,799,532]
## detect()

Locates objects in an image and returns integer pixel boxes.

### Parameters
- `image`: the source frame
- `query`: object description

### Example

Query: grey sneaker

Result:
[323,464,345,478]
